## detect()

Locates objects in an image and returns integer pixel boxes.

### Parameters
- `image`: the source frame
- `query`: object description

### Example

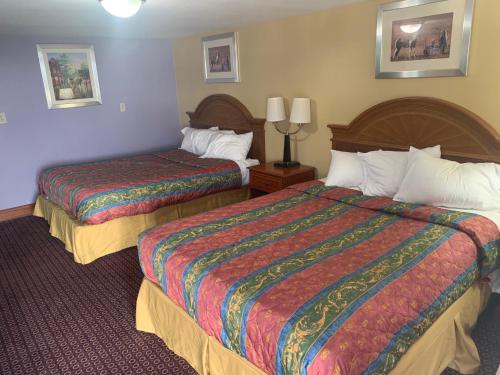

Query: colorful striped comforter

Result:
[38,149,242,224]
[138,181,499,375]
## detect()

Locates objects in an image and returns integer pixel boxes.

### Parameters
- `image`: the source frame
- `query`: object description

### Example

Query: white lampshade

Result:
[266,97,286,122]
[290,98,311,124]
[100,0,145,18]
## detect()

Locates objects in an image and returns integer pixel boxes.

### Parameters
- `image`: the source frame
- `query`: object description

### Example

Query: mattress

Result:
[138,180,499,375]
[38,149,242,224]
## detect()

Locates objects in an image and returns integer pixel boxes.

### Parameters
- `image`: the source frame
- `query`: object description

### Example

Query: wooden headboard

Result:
[328,97,500,163]
[187,94,266,163]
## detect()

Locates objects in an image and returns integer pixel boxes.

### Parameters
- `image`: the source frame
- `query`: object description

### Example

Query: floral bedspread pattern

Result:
[38,149,242,224]
[138,180,499,375]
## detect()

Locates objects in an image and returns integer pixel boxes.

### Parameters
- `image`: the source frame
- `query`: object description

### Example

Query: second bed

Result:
[34,94,266,264]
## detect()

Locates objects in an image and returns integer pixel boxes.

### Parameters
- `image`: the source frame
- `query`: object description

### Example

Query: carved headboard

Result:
[328,97,499,163]
[186,94,266,163]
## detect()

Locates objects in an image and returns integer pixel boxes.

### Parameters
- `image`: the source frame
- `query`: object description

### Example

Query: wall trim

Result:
[0,204,35,222]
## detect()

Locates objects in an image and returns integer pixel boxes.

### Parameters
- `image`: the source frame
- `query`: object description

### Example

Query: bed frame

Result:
[328,96,499,163]
[137,96,498,375]
[34,94,266,264]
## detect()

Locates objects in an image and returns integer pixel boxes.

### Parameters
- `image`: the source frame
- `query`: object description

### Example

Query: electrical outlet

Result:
[0,112,7,125]
[119,102,127,112]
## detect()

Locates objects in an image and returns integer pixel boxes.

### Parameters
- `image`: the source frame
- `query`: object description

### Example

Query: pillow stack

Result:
[325,145,500,212]
[357,145,441,197]
[325,145,441,196]
[180,127,234,155]
[180,126,253,161]
[201,132,253,161]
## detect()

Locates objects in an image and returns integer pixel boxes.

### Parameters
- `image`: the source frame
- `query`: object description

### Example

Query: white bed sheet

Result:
[444,208,500,230]
[446,208,500,293]
[234,159,260,186]
[448,208,500,293]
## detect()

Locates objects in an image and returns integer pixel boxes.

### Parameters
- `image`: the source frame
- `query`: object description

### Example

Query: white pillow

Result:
[217,129,238,135]
[324,150,364,189]
[394,150,500,211]
[201,132,253,161]
[180,126,217,154]
[180,127,235,155]
[358,145,441,197]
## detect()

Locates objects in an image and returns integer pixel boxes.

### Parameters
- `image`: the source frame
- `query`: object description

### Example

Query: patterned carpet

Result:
[0,216,196,375]
[0,216,498,375]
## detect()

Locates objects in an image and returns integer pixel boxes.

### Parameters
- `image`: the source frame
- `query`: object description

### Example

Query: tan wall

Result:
[173,0,500,177]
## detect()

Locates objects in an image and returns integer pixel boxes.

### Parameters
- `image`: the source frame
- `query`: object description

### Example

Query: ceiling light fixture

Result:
[99,0,145,18]
[400,23,422,34]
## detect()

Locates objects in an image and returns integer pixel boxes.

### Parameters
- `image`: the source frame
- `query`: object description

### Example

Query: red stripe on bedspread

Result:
[38,149,242,224]
[138,181,499,375]
[242,218,428,374]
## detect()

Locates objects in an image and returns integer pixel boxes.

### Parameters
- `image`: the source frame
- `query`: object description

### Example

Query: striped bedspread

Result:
[138,180,499,375]
[38,149,242,224]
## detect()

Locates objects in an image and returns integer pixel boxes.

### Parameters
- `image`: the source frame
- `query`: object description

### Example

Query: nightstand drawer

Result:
[250,172,283,192]
[249,163,316,198]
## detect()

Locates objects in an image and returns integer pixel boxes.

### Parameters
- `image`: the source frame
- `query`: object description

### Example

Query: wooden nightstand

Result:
[249,163,316,197]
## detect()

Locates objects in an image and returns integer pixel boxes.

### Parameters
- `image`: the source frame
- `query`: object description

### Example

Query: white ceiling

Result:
[0,0,363,39]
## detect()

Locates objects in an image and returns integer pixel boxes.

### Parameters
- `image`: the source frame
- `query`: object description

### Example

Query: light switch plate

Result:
[119,102,127,112]
[0,112,7,125]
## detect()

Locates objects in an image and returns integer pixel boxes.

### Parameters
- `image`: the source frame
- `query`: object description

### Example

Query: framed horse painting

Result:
[375,0,474,79]
[202,32,240,83]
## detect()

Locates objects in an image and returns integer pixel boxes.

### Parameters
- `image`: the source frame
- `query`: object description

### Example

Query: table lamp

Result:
[266,97,310,168]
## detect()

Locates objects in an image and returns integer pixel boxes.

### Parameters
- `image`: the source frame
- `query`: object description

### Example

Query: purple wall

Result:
[0,35,181,209]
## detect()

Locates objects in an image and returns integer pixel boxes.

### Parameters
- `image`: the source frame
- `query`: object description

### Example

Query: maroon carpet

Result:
[0,216,498,374]
[0,216,196,375]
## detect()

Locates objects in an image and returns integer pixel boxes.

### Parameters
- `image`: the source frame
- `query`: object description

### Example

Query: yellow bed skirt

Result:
[33,187,249,265]
[136,278,490,375]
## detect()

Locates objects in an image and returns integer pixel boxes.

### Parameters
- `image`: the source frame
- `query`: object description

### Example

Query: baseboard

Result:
[0,203,35,222]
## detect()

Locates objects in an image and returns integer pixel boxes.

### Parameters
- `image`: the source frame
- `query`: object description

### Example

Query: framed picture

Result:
[37,44,102,109]
[375,0,474,79]
[202,32,240,83]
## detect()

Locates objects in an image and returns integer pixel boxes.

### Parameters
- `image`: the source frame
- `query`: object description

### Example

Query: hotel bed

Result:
[135,97,499,375]
[34,94,266,264]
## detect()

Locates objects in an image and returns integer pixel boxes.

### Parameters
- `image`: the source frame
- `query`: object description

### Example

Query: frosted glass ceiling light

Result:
[400,23,422,34]
[99,0,145,18]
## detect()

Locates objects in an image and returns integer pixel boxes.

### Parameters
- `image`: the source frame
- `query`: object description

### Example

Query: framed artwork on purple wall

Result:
[375,0,474,79]
[37,44,102,109]
[202,32,240,83]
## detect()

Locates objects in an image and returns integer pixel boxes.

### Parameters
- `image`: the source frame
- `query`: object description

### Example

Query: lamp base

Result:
[274,160,301,168]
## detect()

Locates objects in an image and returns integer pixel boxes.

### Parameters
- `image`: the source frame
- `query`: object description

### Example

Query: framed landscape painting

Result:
[375,0,474,78]
[202,32,240,83]
[37,44,102,109]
